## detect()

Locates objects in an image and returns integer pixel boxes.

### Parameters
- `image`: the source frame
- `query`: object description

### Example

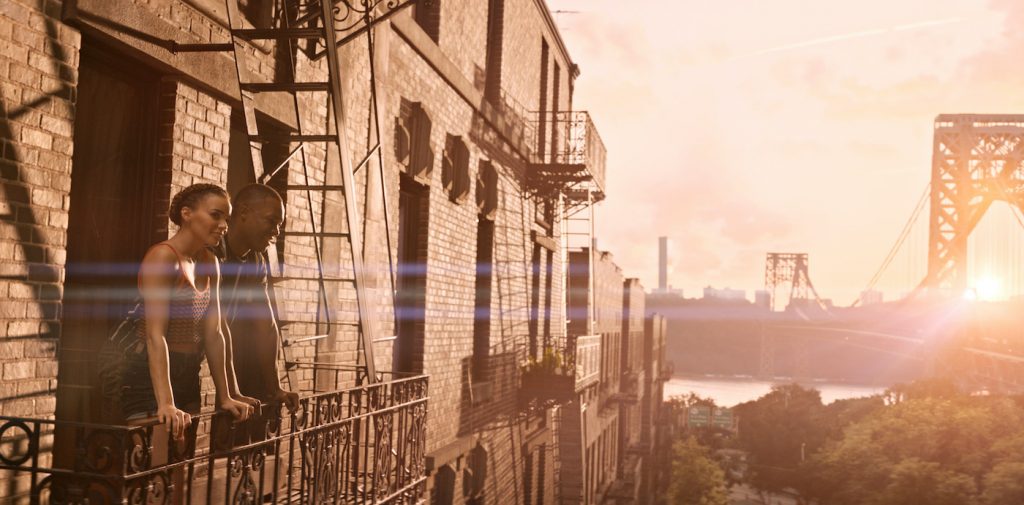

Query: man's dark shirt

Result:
[213,240,274,399]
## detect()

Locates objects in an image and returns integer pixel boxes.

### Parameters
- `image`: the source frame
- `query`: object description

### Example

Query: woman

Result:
[122,183,253,441]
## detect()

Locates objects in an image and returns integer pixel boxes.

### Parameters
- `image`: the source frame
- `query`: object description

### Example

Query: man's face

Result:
[238,198,284,252]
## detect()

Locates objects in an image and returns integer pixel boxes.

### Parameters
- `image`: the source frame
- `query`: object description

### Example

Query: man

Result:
[216,183,299,413]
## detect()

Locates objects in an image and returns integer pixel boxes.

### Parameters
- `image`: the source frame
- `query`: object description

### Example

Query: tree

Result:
[804,395,1024,505]
[734,384,826,493]
[669,436,729,505]
[981,462,1024,505]
[876,458,976,505]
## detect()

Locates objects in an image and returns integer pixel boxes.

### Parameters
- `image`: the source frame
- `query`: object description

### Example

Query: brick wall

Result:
[1,0,594,503]
[384,2,571,503]
[0,0,80,420]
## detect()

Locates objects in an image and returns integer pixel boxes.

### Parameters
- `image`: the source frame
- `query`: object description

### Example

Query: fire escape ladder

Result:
[494,180,534,359]
[223,0,411,385]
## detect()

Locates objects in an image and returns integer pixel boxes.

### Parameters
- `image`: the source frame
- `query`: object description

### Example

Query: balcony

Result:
[0,372,428,504]
[527,111,607,203]
[520,334,602,405]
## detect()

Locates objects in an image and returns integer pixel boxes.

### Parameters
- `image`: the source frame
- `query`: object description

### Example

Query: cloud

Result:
[548,0,1020,302]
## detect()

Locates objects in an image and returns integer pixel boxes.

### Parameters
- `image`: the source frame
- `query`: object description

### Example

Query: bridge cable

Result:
[852,182,930,306]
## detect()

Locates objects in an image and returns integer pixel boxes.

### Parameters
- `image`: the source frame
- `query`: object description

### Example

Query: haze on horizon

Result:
[548,0,1024,305]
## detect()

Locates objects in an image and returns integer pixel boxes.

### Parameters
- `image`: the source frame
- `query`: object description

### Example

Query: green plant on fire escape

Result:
[523,347,566,376]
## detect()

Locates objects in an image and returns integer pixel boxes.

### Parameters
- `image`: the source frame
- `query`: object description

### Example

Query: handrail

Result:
[0,372,429,504]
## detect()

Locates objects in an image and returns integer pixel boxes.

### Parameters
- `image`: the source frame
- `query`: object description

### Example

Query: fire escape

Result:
[0,1,427,503]
[520,110,607,404]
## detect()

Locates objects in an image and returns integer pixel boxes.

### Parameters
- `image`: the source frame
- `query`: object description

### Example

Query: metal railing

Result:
[531,111,607,193]
[0,374,428,504]
[535,334,601,389]
[495,88,539,159]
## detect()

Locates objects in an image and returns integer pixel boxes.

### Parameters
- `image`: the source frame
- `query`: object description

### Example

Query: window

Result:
[484,0,505,103]
[543,249,554,347]
[537,40,549,159]
[442,134,470,203]
[473,217,495,382]
[395,177,429,373]
[529,244,542,359]
[550,63,561,156]
[394,99,434,184]
[414,0,441,42]
[432,464,456,505]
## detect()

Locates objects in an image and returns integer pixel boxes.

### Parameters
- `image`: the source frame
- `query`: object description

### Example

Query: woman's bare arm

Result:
[139,245,189,439]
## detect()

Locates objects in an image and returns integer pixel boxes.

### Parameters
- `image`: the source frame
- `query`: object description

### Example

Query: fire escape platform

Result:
[527,111,607,202]
[519,335,602,405]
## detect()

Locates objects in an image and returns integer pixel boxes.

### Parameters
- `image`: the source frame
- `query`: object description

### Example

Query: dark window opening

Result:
[537,40,549,159]
[484,0,505,103]
[543,249,554,347]
[432,464,456,505]
[473,217,494,382]
[550,63,561,157]
[414,0,441,42]
[395,177,429,373]
[528,243,542,359]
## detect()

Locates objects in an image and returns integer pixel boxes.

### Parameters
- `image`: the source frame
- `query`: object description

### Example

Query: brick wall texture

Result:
[0,0,669,504]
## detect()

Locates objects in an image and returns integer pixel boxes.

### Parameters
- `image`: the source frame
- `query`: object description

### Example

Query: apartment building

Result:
[0,0,684,503]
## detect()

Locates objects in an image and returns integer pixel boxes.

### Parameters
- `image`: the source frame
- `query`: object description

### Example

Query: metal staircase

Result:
[222,0,414,384]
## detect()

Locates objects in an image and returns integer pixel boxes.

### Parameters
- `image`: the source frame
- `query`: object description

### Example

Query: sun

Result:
[973,276,1003,301]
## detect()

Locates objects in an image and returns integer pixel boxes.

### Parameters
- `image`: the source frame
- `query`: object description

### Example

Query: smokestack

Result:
[658,236,668,291]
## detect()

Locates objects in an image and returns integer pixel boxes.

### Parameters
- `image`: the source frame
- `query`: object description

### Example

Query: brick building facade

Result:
[0,0,672,503]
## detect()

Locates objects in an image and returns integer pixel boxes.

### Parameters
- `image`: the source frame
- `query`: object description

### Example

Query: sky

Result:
[546,0,1024,304]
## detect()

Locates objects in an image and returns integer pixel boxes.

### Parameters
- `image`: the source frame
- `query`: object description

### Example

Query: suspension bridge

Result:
[663,114,1024,392]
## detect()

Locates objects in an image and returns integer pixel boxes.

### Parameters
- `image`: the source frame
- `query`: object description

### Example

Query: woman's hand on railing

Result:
[156,403,192,441]
[271,388,300,414]
[219,397,253,422]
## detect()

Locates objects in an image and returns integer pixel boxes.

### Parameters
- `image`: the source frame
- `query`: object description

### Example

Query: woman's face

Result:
[182,194,231,247]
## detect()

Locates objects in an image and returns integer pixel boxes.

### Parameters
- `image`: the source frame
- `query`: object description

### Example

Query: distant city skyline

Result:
[548,0,1024,304]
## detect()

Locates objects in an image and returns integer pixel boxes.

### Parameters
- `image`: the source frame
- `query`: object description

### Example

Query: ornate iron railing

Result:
[531,111,607,193]
[0,374,428,504]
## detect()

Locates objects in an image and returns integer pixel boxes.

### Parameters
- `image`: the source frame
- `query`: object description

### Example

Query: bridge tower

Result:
[764,252,813,311]
[924,114,1024,293]
[762,253,826,380]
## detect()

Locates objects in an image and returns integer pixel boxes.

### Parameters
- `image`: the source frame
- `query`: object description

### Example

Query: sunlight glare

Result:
[973,276,1003,301]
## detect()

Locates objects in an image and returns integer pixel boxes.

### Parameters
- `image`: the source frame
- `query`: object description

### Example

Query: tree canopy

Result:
[669,436,730,505]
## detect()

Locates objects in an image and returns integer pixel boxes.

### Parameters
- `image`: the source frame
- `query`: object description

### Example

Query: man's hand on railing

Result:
[234,394,262,414]
[219,397,253,422]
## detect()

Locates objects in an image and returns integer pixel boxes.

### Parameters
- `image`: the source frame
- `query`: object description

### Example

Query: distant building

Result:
[860,289,884,305]
[703,286,747,301]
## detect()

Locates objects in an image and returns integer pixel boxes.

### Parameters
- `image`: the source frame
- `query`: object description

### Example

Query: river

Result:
[664,375,887,407]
